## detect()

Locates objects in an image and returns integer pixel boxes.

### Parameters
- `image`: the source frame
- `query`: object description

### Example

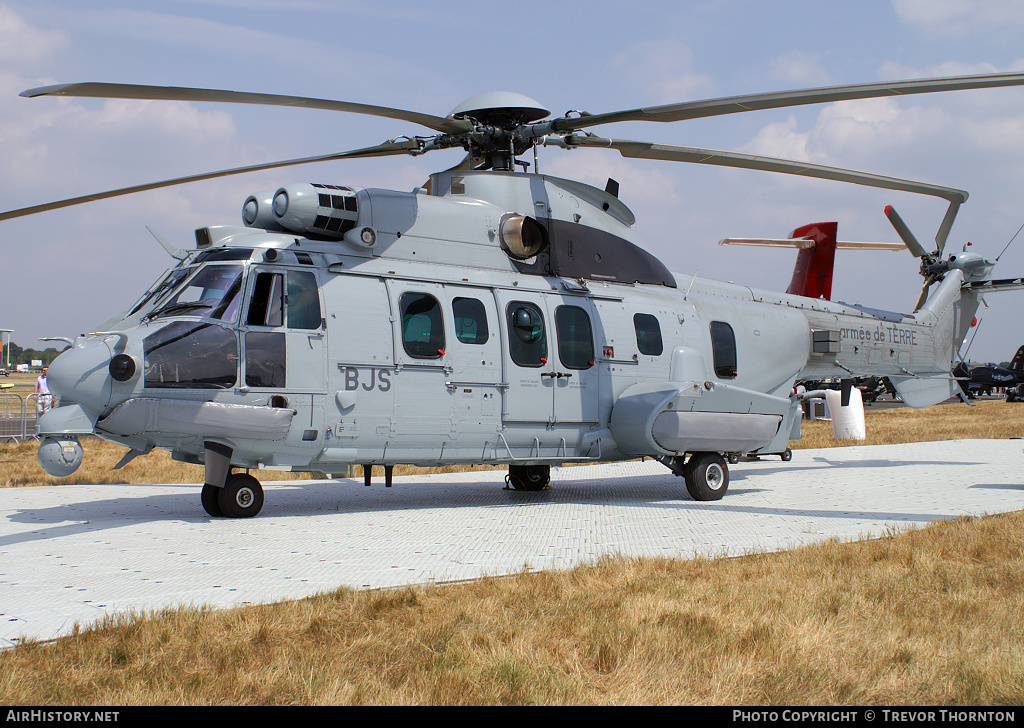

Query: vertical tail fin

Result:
[786,222,838,299]
[1011,345,1024,371]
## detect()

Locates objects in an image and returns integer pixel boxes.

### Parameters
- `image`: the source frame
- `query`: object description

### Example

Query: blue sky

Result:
[2,0,1024,364]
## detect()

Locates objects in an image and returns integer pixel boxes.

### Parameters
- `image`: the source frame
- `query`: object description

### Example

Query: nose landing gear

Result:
[201,472,264,518]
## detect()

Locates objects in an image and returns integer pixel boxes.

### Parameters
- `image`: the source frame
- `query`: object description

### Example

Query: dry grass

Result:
[1,512,1022,705]
[796,399,1023,449]
[1,398,1022,705]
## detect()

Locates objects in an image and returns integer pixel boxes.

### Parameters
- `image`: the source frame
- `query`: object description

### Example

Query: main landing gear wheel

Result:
[507,464,550,491]
[216,473,265,518]
[201,483,223,517]
[683,452,729,501]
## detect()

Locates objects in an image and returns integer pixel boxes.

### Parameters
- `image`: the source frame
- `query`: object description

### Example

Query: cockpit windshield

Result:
[130,266,192,316]
[144,264,244,322]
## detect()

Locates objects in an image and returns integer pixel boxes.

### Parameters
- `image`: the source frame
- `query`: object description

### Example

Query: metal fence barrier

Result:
[0,392,47,443]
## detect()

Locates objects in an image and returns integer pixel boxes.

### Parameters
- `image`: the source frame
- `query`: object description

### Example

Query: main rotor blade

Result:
[566,135,970,204]
[0,139,422,222]
[22,82,473,135]
[552,72,1024,132]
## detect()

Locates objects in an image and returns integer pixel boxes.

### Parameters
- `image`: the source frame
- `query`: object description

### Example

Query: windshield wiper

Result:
[144,300,214,322]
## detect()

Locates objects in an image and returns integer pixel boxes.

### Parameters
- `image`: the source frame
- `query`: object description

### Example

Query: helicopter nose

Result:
[47,337,114,414]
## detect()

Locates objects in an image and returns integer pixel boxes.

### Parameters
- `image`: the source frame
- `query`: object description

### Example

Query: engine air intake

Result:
[270,183,360,239]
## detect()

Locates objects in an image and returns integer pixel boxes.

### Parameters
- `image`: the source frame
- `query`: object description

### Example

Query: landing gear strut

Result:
[507,464,550,491]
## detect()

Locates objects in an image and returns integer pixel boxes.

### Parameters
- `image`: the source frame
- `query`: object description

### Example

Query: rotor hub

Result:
[448,92,549,129]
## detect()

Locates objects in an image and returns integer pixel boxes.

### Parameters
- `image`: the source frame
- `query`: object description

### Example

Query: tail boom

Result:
[796,271,967,408]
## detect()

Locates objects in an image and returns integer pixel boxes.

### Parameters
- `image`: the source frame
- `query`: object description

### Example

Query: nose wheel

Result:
[201,473,264,518]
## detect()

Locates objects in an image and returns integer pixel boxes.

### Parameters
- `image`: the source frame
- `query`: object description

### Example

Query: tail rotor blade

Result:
[884,205,931,259]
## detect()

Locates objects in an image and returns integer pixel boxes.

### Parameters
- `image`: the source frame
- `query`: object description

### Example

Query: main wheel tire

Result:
[508,464,550,491]
[217,473,264,518]
[780,448,793,462]
[683,453,729,501]
[201,483,223,517]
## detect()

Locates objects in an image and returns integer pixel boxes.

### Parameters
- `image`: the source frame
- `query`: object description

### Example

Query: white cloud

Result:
[0,3,66,65]
[893,0,1024,36]
[771,51,832,87]
[0,90,241,202]
[609,39,716,105]
[740,115,814,162]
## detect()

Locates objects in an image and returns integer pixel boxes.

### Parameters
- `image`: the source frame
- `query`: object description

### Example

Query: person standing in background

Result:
[35,366,53,415]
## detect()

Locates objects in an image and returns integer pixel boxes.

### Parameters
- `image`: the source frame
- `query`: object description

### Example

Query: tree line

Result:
[0,341,68,368]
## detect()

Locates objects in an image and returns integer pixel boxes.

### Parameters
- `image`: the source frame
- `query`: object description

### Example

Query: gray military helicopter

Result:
[5,73,1024,517]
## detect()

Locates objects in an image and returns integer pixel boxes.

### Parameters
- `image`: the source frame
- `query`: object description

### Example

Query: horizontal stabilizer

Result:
[888,374,960,409]
[722,223,908,301]
[719,237,906,251]
[964,277,1024,293]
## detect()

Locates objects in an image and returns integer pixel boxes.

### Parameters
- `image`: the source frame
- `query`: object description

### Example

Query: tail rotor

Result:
[884,201,963,310]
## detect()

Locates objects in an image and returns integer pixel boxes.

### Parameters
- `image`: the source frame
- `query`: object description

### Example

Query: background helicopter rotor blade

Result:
[564,135,969,204]
[548,72,1024,132]
[21,82,474,135]
[0,139,423,222]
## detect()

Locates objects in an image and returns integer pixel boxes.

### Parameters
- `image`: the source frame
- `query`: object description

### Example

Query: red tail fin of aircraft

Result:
[786,222,838,300]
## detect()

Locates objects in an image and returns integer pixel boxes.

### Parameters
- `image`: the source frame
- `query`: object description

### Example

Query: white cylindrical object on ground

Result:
[825,388,866,440]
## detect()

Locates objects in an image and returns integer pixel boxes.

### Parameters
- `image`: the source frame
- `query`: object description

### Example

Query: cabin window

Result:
[143,321,237,389]
[452,297,489,344]
[245,331,286,388]
[507,302,547,368]
[400,293,445,359]
[634,313,663,356]
[286,270,322,330]
[555,305,594,370]
[710,321,737,378]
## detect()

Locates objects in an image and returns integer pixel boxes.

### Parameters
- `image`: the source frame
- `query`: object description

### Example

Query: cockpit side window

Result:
[247,272,284,327]
[634,313,664,356]
[246,270,321,330]
[144,321,237,389]
[286,270,322,330]
[245,331,286,388]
